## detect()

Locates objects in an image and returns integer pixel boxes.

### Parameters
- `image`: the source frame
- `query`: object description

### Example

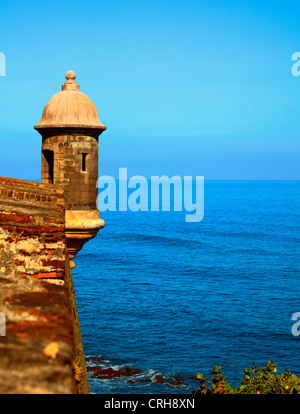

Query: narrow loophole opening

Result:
[43,150,54,184]
[82,153,88,172]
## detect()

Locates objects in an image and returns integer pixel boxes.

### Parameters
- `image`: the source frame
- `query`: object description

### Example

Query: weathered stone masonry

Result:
[0,177,66,279]
[41,134,99,211]
[0,177,89,393]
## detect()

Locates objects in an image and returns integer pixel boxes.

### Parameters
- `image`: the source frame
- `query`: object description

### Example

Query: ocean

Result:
[72,180,300,394]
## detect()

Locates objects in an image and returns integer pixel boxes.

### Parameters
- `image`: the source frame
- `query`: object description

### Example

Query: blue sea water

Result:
[72,180,300,394]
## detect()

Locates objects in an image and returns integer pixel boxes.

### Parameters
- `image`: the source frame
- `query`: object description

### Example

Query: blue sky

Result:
[0,0,299,179]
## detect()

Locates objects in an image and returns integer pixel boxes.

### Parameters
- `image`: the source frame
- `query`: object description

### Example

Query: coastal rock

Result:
[86,365,143,380]
[155,375,164,384]
[86,363,192,386]
[132,369,141,375]
[91,356,105,362]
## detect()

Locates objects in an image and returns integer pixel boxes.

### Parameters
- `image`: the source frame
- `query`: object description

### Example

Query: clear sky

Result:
[0,0,299,180]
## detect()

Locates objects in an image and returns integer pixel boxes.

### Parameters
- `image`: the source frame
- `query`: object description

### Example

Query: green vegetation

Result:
[192,361,300,394]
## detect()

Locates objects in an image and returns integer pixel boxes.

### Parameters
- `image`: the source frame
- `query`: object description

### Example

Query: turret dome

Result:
[34,71,106,133]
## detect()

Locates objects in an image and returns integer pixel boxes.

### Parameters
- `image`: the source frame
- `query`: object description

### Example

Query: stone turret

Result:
[34,71,106,263]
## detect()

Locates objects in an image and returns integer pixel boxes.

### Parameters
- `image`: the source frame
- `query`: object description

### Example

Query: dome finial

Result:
[62,70,79,91]
[66,70,76,80]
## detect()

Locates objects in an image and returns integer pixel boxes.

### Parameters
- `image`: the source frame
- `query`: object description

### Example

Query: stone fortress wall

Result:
[0,71,106,394]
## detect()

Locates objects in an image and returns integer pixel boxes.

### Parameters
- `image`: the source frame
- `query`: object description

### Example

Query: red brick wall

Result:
[0,177,66,279]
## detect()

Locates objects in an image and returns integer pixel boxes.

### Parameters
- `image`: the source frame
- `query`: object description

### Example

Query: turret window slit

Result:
[82,153,88,172]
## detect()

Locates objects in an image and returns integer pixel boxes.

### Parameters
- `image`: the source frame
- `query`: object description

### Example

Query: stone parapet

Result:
[0,177,89,393]
[0,177,66,279]
[0,271,75,393]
